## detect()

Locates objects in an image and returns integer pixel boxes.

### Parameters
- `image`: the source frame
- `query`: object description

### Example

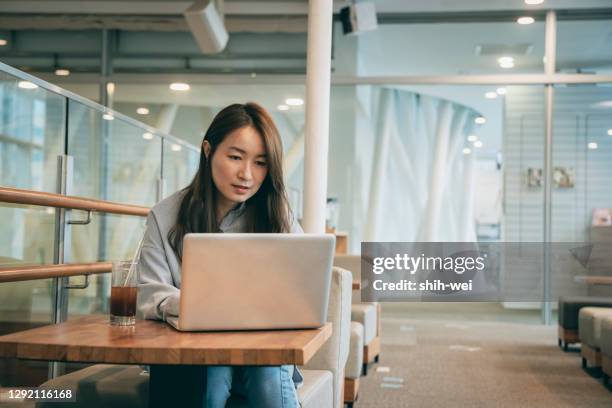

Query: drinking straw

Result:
[124,232,145,287]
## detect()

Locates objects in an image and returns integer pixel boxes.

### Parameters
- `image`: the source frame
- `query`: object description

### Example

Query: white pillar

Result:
[302,0,333,233]
[156,104,179,134]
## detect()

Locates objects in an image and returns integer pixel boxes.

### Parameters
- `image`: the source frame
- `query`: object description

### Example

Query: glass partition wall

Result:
[0,62,199,386]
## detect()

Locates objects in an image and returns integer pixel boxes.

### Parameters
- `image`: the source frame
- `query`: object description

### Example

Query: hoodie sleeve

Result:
[136,211,180,321]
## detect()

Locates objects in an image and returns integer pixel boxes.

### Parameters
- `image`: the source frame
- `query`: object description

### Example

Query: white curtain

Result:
[364,87,478,242]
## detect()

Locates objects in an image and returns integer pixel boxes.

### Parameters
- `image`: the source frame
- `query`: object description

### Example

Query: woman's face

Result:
[205,126,268,211]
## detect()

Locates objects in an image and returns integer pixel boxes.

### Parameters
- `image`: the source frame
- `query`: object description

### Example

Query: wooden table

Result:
[0,315,332,407]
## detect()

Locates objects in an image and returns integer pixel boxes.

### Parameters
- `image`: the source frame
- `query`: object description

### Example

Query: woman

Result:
[137,102,302,408]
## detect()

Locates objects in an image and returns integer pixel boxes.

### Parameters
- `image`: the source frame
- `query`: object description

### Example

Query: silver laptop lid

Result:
[178,233,335,331]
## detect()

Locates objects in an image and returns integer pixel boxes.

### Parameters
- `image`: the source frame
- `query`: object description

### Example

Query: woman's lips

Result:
[232,184,250,194]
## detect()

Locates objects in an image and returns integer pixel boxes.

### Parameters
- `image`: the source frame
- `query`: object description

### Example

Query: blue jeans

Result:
[205,365,299,408]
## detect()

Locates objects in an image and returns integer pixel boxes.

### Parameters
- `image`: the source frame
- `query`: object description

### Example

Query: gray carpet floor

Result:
[355,307,612,407]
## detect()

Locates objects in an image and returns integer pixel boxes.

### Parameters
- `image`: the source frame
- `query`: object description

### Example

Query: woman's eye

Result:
[256,161,267,167]
[229,155,241,160]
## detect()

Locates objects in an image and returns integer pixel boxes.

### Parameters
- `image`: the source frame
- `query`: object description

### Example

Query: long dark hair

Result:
[168,102,292,260]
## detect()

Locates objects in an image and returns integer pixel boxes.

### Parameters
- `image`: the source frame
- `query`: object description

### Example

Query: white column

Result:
[302,0,333,233]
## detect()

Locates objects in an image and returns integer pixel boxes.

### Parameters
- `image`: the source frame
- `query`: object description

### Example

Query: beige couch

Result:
[578,307,612,369]
[334,255,381,376]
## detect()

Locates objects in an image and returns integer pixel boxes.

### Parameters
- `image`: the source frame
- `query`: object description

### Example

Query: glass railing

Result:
[0,61,199,386]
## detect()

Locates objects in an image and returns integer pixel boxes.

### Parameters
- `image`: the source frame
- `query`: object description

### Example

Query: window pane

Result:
[349,20,545,76]
[557,19,612,75]
[0,71,65,192]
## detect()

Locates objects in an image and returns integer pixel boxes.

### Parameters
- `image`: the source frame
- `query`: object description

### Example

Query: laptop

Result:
[166,233,335,331]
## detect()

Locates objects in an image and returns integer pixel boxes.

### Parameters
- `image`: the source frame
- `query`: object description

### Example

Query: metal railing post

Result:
[49,154,73,378]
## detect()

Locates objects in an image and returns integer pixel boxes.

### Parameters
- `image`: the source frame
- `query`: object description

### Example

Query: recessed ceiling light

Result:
[169,82,190,91]
[136,107,150,115]
[475,117,486,125]
[474,141,483,148]
[171,144,182,152]
[0,39,7,46]
[55,68,70,76]
[525,0,544,4]
[18,81,38,89]
[285,98,304,106]
[463,148,472,155]
[485,91,498,99]
[278,105,290,111]
[588,142,598,150]
[607,128,612,136]
[498,56,515,69]
[102,113,114,121]
[517,17,535,25]
[496,87,507,95]
[467,135,478,142]
[142,132,153,140]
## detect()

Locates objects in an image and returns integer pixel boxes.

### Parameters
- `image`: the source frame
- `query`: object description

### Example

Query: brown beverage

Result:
[110,286,138,317]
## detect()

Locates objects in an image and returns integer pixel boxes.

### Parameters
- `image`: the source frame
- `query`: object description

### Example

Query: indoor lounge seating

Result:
[334,255,382,375]
[558,296,612,350]
[601,316,612,387]
[343,321,364,407]
[578,307,612,370]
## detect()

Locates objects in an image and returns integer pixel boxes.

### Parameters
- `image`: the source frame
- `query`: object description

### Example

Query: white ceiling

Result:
[1,0,612,15]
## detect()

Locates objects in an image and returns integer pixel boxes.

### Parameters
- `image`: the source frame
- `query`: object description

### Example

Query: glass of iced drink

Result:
[110,261,138,326]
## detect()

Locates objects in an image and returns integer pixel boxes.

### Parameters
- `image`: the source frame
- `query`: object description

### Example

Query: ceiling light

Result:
[474,141,483,148]
[136,107,150,115]
[467,135,478,142]
[169,82,190,91]
[517,17,535,25]
[0,39,7,46]
[106,82,115,95]
[18,81,38,89]
[142,132,153,140]
[496,87,507,95]
[588,142,598,150]
[55,68,70,76]
[171,144,182,152]
[607,129,612,136]
[285,98,304,106]
[102,113,114,121]
[525,0,544,4]
[278,105,290,111]
[498,56,515,69]
[463,148,472,155]
[475,117,486,125]
[485,91,498,99]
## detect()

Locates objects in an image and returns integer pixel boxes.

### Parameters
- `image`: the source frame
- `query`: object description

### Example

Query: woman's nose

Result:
[238,163,253,180]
